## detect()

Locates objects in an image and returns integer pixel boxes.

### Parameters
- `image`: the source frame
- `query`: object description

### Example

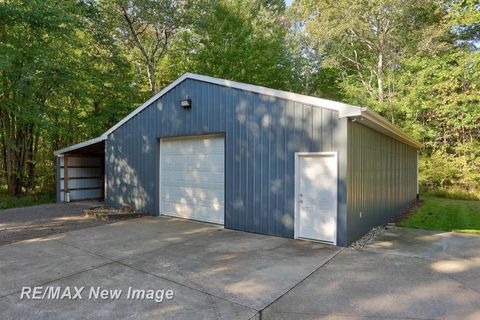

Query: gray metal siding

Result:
[106,78,343,239]
[347,121,417,244]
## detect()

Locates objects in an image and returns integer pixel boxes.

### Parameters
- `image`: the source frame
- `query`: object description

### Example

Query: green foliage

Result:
[0,186,54,210]
[395,42,480,193]
[0,0,141,196]
[422,188,480,201]
[292,0,480,195]
[164,0,294,90]
[398,197,480,234]
[1,0,479,201]
[1,0,87,195]
[419,143,480,191]
[293,0,443,107]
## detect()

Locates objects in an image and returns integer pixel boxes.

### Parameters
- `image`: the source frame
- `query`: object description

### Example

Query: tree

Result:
[449,0,480,48]
[102,0,190,95]
[394,1,480,191]
[0,0,140,196]
[291,0,479,193]
[293,0,443,120]
[0,0,86,195]
[164,0,295,90]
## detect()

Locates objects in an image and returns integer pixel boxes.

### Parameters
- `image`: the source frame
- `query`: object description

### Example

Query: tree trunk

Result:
[120,6,158,95]
[377,52,384,102]
[0,108,36,197]
[146,61,156,95]
[25,126,38,192]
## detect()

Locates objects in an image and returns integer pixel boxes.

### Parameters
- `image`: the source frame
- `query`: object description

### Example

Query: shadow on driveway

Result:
[1,214,479,319]
[262,227,480,320]
[0,216,340,319]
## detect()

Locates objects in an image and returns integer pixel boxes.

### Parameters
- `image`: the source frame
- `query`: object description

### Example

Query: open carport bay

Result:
[0,209,479,320]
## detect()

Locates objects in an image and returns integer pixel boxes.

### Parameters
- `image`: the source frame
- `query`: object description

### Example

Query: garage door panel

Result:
[162,171,224,185]
[162,139,223,154]
[163,186,224,204]
[161,163,224,172]
[162,184,224,195]
[161,155,224,170]
[162,202,224,224]
[160,136,225,225]
[162,200,224,213]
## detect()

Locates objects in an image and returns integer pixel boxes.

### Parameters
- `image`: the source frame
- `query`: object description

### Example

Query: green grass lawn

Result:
[398,197,480,234]
[0,189,54,210]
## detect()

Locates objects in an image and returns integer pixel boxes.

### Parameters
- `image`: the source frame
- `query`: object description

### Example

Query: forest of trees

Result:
[1,0,479,199]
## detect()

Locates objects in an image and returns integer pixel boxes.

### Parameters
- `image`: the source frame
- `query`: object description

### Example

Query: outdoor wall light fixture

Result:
[180,98,192,108]
[352,116,364,122]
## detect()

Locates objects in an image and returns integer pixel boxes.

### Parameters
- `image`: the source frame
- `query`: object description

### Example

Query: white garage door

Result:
[160,135,224,224]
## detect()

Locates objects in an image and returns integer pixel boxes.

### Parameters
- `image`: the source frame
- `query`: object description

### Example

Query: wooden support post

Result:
[100,155,105,202]
[64,155,69,201]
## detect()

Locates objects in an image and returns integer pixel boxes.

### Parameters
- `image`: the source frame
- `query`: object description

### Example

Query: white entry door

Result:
[159,135,224,225]
[295,153,337,244]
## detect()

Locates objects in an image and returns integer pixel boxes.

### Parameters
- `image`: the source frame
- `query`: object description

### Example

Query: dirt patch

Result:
[0,202,137,245]
[390,199,422,223]
[350,200,423,249]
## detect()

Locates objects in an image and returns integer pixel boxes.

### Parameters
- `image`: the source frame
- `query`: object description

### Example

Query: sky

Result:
[285,0,293,6]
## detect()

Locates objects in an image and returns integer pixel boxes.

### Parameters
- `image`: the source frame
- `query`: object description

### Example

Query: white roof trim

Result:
[358,108,423,148]
[54,136,106,156]
[57,73,420,152]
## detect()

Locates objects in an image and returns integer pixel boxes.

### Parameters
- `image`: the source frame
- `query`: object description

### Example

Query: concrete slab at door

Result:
[159,135,225,225]
[295,153,337,244]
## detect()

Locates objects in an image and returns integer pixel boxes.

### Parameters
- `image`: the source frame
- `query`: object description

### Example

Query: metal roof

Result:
[54,136,106,156]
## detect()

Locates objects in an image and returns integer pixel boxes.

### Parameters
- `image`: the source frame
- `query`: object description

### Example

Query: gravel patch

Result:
[350,225,388,249]
[83,205,146,220]
[0,202,116,245]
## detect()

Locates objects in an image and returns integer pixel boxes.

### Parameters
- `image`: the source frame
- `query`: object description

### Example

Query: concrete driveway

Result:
[0,213,340,319]
[0,206,479,319]
[263,227,480,320]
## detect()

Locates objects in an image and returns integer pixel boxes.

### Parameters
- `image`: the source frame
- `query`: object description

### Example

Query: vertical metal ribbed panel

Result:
[106,78,341,238]
[347,121,417,243]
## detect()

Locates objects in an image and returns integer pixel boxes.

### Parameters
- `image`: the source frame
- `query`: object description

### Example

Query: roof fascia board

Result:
[54,136,106,156]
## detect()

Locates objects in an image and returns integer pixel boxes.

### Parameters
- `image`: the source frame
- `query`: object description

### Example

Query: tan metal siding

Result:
[347,121,417,243]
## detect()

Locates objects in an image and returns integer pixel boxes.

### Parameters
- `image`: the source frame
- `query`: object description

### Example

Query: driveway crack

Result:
[258,247,345,319]
[53,238,258,313]
[0,261,115,300]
